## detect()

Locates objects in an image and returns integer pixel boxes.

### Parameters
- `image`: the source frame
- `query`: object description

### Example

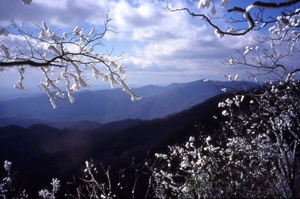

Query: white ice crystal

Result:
[189,136,195,142]
[221,0,231,8]
[214,29,224,38]
[244,46,253,55]
[4,160,12,171]
[198,0,211,9]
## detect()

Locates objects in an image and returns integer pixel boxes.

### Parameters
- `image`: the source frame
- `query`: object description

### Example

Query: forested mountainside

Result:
[0,92,229,197]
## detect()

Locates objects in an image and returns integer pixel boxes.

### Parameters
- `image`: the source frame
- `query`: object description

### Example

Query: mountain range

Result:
[0,92,229,197]
[0,79,256,128]
[0,79,258,197]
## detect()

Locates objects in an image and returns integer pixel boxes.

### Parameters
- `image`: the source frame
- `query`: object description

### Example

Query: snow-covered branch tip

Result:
[170,0,300,37]
[0,20,141,108]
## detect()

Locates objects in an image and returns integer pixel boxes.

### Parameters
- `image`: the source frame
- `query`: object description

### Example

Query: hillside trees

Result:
[149,1,300,198]
[0,0,141,108]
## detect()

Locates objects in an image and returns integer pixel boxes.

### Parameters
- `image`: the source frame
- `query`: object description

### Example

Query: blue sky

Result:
[0,0,291,91]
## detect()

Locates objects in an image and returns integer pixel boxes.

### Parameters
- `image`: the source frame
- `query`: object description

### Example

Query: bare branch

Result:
[168,0,300,36]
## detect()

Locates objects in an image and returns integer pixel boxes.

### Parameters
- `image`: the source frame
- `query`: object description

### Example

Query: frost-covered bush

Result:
[65,160,122,199]
[150,136,227,198]
[0,161,28,198]
[0,160,60,199]
[0,160,119,199]
[150,134,277,198]
[38,178,60,199]
[151,77,300,198]
[220,78,300,198]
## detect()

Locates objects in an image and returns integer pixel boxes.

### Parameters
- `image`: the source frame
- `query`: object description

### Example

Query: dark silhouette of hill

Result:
[90,93,229,167]
[50,120,103,130]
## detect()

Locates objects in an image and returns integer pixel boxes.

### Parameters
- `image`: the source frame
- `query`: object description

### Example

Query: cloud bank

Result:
[0,0,257,87]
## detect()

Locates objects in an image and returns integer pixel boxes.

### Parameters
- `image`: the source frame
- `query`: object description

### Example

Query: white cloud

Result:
[0,0,109,28]
[98,0,258,84]
[0,0,262,87]
[124,23,254,72]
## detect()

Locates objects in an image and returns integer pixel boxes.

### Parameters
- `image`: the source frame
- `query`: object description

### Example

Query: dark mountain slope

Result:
[50,120,103,130]
[0,119,144,196]
[89,93,230,168]
[0,92,234,197]
[0,91,229,173]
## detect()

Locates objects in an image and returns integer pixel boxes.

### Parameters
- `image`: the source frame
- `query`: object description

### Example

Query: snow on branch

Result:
[0,17,141,108]
[170,0,300,37]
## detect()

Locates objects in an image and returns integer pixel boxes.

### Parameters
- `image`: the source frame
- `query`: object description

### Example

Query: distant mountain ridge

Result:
[0,79,257,128]
[0,93,228,196]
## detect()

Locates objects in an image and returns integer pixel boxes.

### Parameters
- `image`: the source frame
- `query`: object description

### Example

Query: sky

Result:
[0,0,296,92]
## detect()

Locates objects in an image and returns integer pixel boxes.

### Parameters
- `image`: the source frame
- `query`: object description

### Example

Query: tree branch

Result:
[0,59,57,67]
[169,0,300,36]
